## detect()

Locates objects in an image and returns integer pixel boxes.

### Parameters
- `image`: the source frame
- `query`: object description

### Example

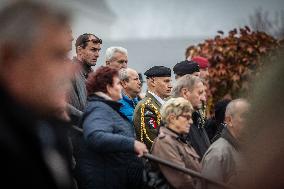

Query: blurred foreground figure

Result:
[201,99,250,189]
[0,1,75,188]
[237,49,284,189]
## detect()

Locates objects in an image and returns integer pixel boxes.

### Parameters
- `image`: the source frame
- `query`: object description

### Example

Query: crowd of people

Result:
[0,1,283,189]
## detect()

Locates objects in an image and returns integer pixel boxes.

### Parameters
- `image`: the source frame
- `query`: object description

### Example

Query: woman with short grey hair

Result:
[151,97,201,189]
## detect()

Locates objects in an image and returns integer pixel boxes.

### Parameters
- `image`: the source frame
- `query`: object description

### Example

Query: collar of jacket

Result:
[221,127,240,151]
[121,92,139,106]
[160,127,188,144]
[88,94,122,112]
[148,90,165,105]
[145,91,162,107]
[192,110,202,128]
[72,57,93,79]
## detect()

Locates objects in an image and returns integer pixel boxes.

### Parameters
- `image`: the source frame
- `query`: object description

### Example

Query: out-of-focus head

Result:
[192,56,209,80]
[225,98,250,139]
[160,97,193,134]
[173,60,200,79]
[237,50,284,189]
[105,46,128,70]
[144,66,172,99]
[185,45,198,60]
[86,66,122,101]
[75,33,102,66]
[200,82,207,103]
[172,74,204,110]
[0,0,76,117]
[62,23,73,53]
[119,68,141,98]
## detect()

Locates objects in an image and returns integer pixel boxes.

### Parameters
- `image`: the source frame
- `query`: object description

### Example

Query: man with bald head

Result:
[133,66,172,149]
[201,98,250,189]
[119,68,141,123]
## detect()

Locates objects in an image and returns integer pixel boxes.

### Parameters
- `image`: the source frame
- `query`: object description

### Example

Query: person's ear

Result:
[225,115,233,128]
[181,88,189,98]
[150,77,155,87]
[106,84,112,95]
[105,60,110,66]
[168,113,176,123]
[120,80,127,88]
[76,46,82,55]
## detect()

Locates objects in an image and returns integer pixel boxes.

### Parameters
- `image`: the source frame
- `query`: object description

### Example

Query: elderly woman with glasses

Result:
[151,97,201,189]
[75,66,148,189]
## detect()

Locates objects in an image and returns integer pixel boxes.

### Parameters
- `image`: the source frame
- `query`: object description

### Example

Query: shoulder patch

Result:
[148,118,157,129]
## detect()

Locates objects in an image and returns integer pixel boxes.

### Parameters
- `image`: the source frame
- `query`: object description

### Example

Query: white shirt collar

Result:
[148,91,165,105]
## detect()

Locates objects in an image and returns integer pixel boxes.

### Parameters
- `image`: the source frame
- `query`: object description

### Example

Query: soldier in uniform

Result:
[133,66,172,150]
[173,60,200,80]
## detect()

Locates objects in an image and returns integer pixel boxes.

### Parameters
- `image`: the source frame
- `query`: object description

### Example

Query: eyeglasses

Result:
[179,114,192,120]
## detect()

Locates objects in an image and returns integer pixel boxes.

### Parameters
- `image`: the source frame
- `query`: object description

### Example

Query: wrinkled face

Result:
[153,77,172,99]
[200,68,209,80]
[188,81,204,110]
[170,112,193,134]
[77,35,101,66]
[107,76,122,101]
[7,22,77,116]
[107,52,128,70]
[122,70,141,97]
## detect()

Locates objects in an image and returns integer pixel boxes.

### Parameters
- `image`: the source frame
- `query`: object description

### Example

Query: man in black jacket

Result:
[0,1,76,188]
[172,74,210,158]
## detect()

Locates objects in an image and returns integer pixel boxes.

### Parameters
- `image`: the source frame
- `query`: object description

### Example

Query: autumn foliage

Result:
[187,26,280,115]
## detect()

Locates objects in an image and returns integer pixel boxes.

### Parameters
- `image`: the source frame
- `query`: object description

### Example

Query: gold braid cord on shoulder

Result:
[140,98,161,144]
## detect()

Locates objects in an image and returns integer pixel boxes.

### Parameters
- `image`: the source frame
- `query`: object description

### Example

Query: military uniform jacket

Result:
[133,92,162,149]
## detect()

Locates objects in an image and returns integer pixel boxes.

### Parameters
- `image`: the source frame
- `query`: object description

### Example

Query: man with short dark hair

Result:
[133,66,172,149]
[69,33,102,120]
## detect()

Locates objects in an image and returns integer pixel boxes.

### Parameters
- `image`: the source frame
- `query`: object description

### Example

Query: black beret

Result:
[144,66,171,78]
[173,60,200,76]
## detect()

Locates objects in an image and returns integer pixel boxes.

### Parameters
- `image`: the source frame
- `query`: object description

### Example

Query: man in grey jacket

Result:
[68,33,102,124]
[201,98,250,189]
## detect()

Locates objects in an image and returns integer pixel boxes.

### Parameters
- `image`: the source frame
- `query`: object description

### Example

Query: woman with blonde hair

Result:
[151,97,201,189]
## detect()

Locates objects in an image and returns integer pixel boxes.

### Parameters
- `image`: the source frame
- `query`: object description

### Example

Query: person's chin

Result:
[89,61,97,66]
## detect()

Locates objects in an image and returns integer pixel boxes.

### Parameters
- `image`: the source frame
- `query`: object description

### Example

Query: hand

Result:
[134,140,148,157]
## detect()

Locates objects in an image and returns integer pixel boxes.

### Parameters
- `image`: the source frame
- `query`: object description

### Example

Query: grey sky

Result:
[105,0,284,40]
